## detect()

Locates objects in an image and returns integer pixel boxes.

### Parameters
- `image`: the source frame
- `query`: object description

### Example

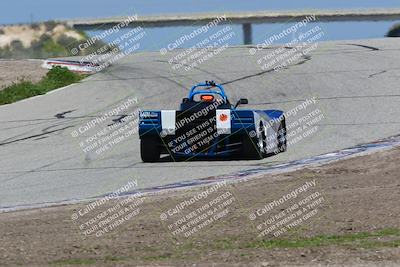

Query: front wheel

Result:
[140,136,161,162]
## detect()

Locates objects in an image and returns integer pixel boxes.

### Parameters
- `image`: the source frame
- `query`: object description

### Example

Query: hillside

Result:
[0,22,113,59]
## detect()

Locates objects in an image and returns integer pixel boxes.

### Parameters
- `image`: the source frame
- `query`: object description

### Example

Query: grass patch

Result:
[0,66,85,105]
[48,229,400,265]
[142,253,173,261]
[359,239,400,249]
[185,229,400,251]
[50,258,97,266]
[245,228,400,249]
[50,256,128,266]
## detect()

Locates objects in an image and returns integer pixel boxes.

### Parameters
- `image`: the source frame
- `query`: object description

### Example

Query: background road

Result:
[1,38,400,209]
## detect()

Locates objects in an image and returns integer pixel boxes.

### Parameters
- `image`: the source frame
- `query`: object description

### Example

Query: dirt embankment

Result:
[0,60,47,90]
[0,23,83,48]
[0,22,117,60]
[0,147,399,266]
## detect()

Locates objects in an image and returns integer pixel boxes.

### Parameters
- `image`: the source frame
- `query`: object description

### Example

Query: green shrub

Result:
[10,40,24,51]
[45,66,83,87]
[57,34,79,51]
[0,46,13,58]
[0,22,118,59]
[44,20,58,31]
[30,23,41,30]
[386,23,400,37]
[0,66,85,105]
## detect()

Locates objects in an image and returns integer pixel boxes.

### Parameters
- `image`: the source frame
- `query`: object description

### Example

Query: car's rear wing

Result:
[188,81,228,102]
[139,109,257,137]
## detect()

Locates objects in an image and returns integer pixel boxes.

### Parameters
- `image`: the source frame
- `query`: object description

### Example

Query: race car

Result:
[138,81,286,162]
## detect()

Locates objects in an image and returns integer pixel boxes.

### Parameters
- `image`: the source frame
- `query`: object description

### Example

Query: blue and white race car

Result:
[138,81,286,162]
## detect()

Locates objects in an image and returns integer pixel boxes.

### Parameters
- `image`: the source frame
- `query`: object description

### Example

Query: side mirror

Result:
[234,98,248,108]
[182,98,189,103]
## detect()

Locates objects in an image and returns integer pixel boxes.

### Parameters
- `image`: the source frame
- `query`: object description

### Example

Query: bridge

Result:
[66,9,400,44]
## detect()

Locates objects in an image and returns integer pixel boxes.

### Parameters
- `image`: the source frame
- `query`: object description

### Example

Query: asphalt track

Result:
[1,38,400,209]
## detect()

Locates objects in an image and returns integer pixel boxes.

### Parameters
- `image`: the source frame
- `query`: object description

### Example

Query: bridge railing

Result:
[67,9,400,45]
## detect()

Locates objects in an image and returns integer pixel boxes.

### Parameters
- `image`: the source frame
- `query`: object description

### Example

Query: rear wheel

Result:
[259,122,268,156]
[277,119,287,153]
[242,132,263,160]
[140,136,161,162]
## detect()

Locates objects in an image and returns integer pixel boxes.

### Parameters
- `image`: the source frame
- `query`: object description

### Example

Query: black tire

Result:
[140,136,161,162]
[277,118,287,153]
[242,133,263,160]
[259,122,268,157]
